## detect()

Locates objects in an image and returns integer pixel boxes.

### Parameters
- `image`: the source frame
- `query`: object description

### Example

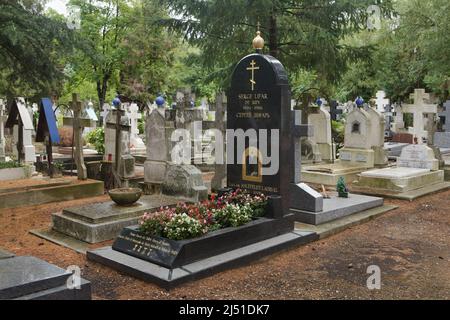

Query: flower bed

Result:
[139,189,268,241]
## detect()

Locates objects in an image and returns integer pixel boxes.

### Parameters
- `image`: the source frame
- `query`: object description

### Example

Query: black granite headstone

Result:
[227,53,323,215]
[227,54,290,201]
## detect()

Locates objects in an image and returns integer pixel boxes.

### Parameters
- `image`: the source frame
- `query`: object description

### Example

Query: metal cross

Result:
[329,100,343,121]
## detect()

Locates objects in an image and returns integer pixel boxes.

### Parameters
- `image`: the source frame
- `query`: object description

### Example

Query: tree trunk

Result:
[269,14,278,58]
[97,73,110,110]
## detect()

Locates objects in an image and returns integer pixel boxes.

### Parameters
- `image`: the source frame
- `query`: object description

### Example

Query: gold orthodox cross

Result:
[246,60,260,91]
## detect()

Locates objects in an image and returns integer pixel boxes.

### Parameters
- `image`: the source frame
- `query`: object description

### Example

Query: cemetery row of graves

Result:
[1,39,450,299]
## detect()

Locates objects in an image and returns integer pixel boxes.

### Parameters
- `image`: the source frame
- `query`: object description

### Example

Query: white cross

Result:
[101,103,111,127]
[401,89,437,144]
[375,91,390,113]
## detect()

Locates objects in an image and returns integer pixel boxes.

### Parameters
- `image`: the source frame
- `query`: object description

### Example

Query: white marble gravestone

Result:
[308,107,335,161]
[402,89,437,144]
[13,98,36,164]
[339,107,375,167]
[366,107,388,166]
[353,143,445,198]
[397,144,439,171]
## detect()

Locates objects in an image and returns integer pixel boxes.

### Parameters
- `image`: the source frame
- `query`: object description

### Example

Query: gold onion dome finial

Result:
[252,24,264,51]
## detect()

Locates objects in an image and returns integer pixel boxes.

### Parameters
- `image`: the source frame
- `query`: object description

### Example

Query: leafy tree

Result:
[0,0,74,99]
[159,0,395,89]
[67,0,132,108]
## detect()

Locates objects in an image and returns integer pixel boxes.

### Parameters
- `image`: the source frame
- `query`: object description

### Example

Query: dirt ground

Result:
[0,189,449,300]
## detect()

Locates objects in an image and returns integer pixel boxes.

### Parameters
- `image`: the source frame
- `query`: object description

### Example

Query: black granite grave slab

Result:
[14,279,91,300]
[113,215,294,269]
[0,256,71,299]
[88,230,317,289]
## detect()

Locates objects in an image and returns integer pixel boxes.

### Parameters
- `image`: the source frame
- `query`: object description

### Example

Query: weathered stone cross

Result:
[439,100,450,132]
[70,94,87,180]
[106,106,131,172]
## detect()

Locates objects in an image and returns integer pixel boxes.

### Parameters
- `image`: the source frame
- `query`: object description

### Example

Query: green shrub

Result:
[86,127,105,155]
[0,161,22,169]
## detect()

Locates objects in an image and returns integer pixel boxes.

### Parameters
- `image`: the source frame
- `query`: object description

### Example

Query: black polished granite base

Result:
[88,229,317,289]
[112,215,295,269]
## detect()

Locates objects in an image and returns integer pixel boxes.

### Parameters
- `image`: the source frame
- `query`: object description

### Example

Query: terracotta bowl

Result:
[108,188,143,206]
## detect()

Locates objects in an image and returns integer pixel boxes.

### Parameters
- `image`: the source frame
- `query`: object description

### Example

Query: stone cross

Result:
[401,89,437,144]
[439,100,450,132]
[329,100,343,121]
[70,94,87,180]
[211,93,227,191]
[105,107,132,172]
[0,100,6,162]
[375,91,390,113]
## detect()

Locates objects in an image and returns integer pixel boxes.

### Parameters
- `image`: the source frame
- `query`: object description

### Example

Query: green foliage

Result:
[0,161,22,169]
[85,127,105,154]
[159,0,395,91]
[332,120,345,149]
[0,0,75,98]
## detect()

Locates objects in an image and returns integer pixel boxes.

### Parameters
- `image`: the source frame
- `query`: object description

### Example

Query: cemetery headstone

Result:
[366,106,388,166]
[5,97,36,164]
[227,43,322,214]
[36,98,60,177]
[144,97,171,193]
[308,106,335,161]
[339,107,375,167]
[397,144,439,171]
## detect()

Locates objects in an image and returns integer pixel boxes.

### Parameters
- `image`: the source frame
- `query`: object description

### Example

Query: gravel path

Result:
[0,189,449,300]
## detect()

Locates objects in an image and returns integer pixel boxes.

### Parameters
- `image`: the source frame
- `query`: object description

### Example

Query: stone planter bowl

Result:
[108,188,143,206]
